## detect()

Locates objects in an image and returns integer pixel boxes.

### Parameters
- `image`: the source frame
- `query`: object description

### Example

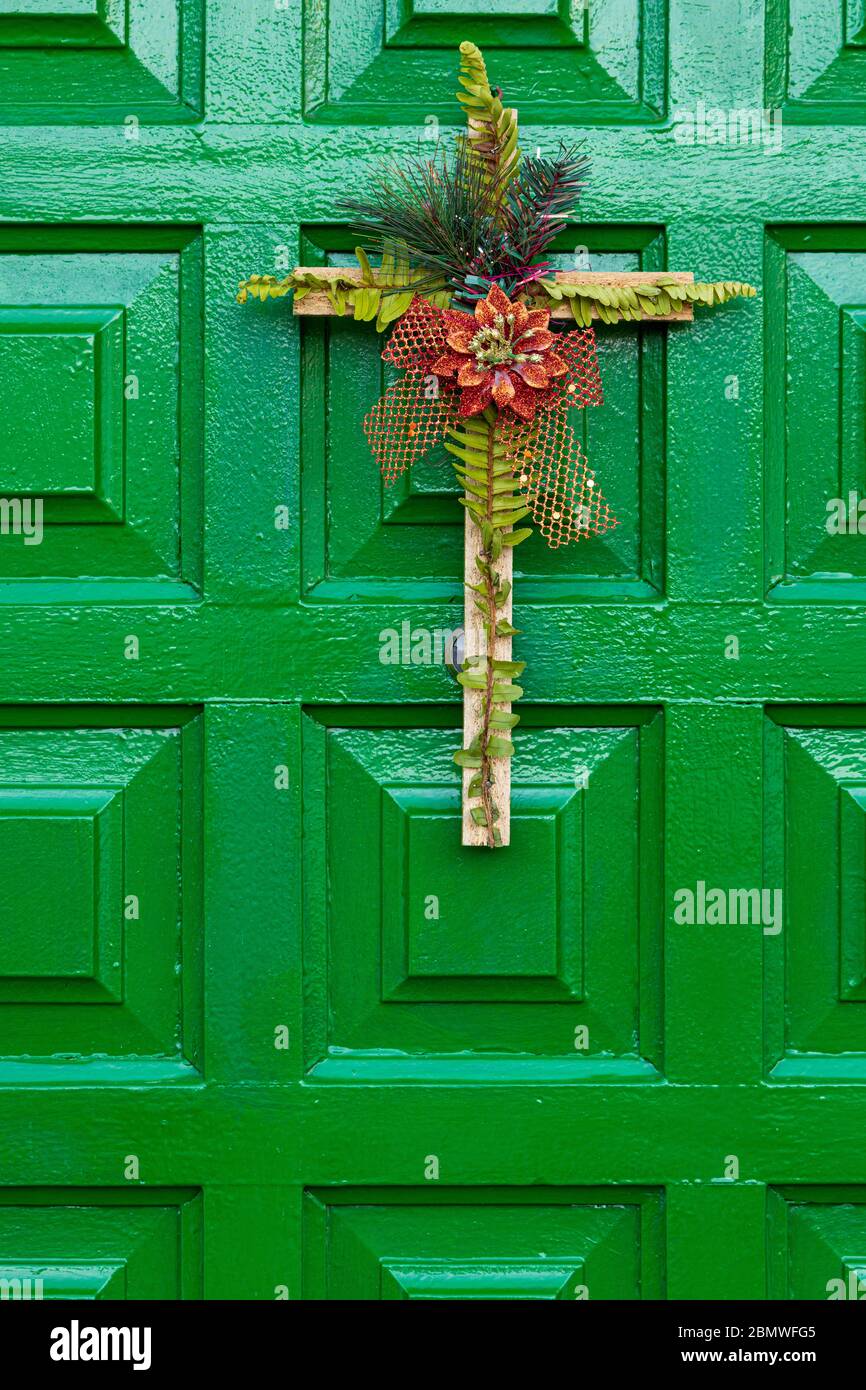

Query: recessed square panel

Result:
[304,1187,665,1300]
[0,708,203,1081]
[301,226,666,603]
[766,0,866,122]
[304,0,665,122]
[0,228,203,598]
[764,708,866,1080]
[302,707,663,1076]
[765,229,866,601]
[0,0,200,121]
[0,1188,202,1300]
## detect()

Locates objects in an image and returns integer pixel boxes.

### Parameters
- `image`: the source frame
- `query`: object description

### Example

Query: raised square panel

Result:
[390,0,584,43]
[0,308,122,514]
[848,0,866,42]
[768,1187,866,1298]
[0,1262,127,1299]
[0,1189,202,1300]
[0,708,203,1081]
[304,0,665,122]
[382,787,579,996]
[764,709,866,1080]
[0,788,122,1000]
[766,0,866,122]
[302,707,663,1077]
[765,228,866,601]
[304,1188,665,1300]
[0,228,202,599]
[380,1258,586,1300]
[301,226,666,602]
[0,0,200,122]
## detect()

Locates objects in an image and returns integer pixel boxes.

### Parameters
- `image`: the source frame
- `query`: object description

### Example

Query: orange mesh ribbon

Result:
[363,299,459,482]
[363,298,618,545]
[500,406,617,549]
[498,326,617,547]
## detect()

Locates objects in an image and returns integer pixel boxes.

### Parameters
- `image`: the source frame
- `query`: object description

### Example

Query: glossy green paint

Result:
[0,0,864,1301]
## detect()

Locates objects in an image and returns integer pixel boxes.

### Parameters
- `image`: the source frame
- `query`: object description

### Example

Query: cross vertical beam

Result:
[461,511,513,847]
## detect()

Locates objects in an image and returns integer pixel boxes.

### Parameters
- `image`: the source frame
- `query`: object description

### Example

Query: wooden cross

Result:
[292,266,695,845]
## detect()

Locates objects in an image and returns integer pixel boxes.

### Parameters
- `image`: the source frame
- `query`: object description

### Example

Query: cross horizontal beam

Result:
[290,268,695,321]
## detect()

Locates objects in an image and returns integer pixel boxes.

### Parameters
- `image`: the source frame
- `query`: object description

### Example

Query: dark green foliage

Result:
[339,140,502,303]
[339,128,588,304]
[499,142,590,282]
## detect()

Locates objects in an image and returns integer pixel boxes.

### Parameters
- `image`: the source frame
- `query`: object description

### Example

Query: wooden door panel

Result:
[0,0,863,1302]
[769,1187,866,1299]
[303,0,665,123]
[0,0,203,124]
[303,709,662,1075]
[765,710,866,1079]
[0,227,203,599]
[303,1187,665,1300]
[767,0,866,121]
[765,227,866,600]
[0,1189,202,1300]
[300,224,666,600]
[0,709,203,1080]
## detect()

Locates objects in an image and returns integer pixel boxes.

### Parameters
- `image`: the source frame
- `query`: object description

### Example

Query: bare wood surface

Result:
[461,510,512,848]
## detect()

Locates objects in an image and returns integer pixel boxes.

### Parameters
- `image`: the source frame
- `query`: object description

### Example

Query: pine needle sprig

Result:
[500,142,590,272]
[340,141,505,301]
[340,137,589,306]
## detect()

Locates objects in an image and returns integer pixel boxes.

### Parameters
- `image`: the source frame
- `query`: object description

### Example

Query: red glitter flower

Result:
[429,282,568,421]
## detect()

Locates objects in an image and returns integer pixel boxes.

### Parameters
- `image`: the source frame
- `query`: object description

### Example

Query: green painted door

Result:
[0,0,865,1302]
